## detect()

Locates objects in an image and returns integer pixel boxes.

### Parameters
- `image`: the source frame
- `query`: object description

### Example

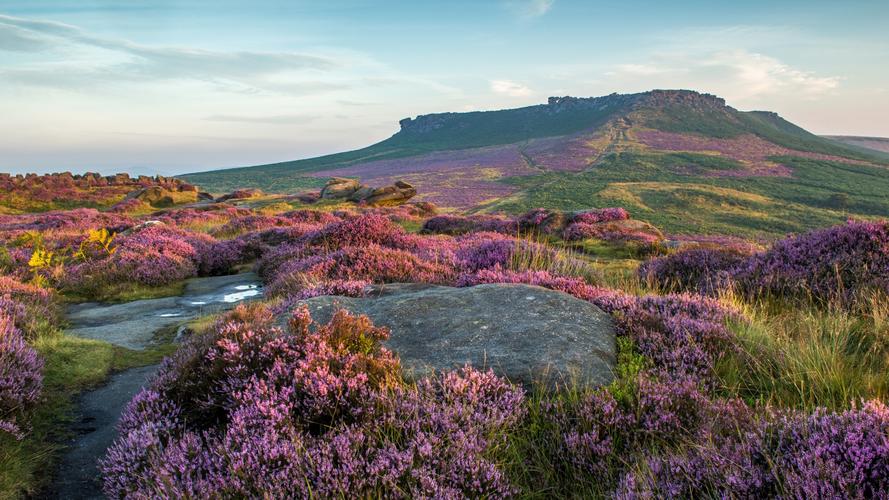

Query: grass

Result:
[61,281,185,304]
[485,152,889,238]
[717,291,889,410]
[0,320,185,498]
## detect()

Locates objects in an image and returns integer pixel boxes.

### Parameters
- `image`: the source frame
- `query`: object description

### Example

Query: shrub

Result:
[0,315,44,439]
[101,305,525,497]
[421,214,517,235]
[298,214,410,249]
[0,276,59,339]
[570,207,630,225]
[638,246,751,295]
[733,220,889,305]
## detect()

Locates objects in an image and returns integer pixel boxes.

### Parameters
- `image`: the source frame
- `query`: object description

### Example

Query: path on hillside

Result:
[45,273,263,500]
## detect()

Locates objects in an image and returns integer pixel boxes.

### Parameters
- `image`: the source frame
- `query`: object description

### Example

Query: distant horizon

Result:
[2,0,888,175]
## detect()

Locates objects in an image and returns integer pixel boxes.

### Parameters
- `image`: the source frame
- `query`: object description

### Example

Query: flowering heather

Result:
[638,246,751,295]
[268,244,454,297]
[635,129,873,177]
[515,208,568,234]
[620,294,740,384]
[0,315,44,440]
[280,209,342,225]
[570,207,630,225]
[108,198,147,214]
[616,400,889,499]
[522,134,599,172]
[101,305,524,497]
[563,219,663,246]
[210,214,293,238]
[0,276,59,339]
[0,208,133,233]
[421,214,517,235]
[298,213,411,249]
[733,219,889,304]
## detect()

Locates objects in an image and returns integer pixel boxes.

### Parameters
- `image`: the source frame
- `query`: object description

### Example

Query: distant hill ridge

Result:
[181,89,889,237]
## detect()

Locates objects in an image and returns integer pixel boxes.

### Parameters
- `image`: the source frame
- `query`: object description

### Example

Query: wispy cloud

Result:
[503,0,554,19]
[0,14,337,93]
[490,79,533,97]
[603,48,840,102]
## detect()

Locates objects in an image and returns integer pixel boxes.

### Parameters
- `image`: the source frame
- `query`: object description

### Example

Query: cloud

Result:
[604,49,840,102]
[490,79,533,97]
[504,0,554,19]
[0,14,336,93]
[203,114,318,124]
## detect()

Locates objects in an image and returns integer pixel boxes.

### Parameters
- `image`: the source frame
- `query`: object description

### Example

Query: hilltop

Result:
[181,89,889,237]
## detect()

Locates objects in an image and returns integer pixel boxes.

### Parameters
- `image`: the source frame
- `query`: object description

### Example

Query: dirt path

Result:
[43,272,263,499]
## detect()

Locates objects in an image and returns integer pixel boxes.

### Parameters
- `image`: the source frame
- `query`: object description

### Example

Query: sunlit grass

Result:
[717,290,889,410]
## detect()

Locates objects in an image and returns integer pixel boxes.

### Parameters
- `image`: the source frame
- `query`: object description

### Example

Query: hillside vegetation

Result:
[181,90,889,238]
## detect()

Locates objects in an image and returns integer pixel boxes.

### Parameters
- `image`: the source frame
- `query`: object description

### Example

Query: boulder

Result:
[292,283,615,387]
[216,188,263,202]
[125,186,175,207]
[320,177,361,199]
[197,191,214,201]
[347,185,375,202]
[360,181,417,206]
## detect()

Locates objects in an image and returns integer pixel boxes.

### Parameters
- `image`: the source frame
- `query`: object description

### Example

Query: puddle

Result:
[223,289,261,303]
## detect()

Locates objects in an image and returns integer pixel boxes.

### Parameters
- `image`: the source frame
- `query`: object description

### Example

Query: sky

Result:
[1,0,888,175]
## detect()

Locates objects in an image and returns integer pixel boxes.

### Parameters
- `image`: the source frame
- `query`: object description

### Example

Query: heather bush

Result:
[421,214,517,235]
[562,220,662,246]
[570,207,630,225]
[616,400,889,499]
[0,315,44,440]
[268,244,453,297]
[298,213,410,249]
[733,219,889,305]
[0,276,59,339]
[101,305,526,497]
[638,246,751,295]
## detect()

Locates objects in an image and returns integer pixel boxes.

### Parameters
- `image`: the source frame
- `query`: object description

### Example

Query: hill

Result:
[824,135,889,154]
[181,90,889,237]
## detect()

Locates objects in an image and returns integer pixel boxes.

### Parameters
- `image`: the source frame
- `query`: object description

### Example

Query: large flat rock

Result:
[295,283,615,387]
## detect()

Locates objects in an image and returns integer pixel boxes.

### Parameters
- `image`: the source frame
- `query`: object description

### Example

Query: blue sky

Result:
[1,0,888,175]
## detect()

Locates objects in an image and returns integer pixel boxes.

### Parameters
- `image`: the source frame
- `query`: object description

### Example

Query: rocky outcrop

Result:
[292,283,615,387]
[319,178,417,206]
[352,181,417,206]
[124,186,197,207]
[216,188,263,202]
[320,177,361,199]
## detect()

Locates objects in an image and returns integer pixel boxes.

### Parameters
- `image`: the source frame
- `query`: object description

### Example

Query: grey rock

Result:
[320,177,361,199]
[294,283,615,387]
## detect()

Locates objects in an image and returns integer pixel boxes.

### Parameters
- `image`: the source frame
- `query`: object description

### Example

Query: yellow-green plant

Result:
[74,228,117,261]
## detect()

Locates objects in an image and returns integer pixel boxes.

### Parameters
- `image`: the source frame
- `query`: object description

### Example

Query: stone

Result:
[216,188,263,202]
[320,177,361,199]
[361,181,417,206]
[125,186,175,207]
[293,283,615,388]
[347,185,374,202]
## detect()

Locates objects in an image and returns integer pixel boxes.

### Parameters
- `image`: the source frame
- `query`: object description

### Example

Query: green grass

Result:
[717,292,889,410]
[0,326,180,498]
[62,281,185,304]
[483,152,889,238]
